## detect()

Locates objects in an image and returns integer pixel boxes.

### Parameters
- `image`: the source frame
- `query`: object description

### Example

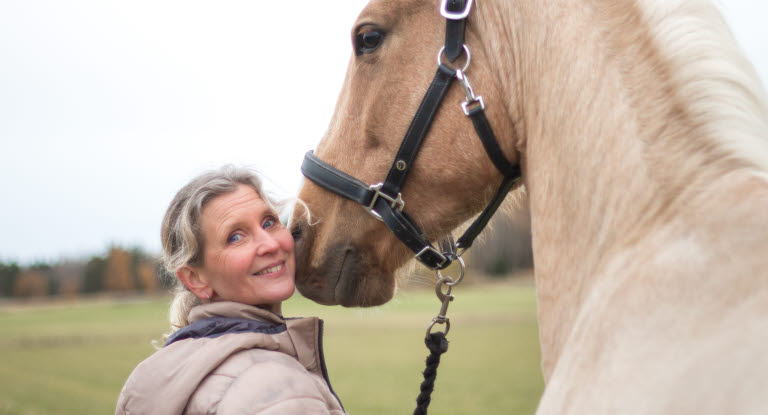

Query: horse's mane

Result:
[637,0,768,171]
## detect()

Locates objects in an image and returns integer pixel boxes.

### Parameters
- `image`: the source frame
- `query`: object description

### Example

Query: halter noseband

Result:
[301,0,521,270]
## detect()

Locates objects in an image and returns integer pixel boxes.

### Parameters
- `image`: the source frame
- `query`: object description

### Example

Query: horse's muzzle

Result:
[295,238,395,307]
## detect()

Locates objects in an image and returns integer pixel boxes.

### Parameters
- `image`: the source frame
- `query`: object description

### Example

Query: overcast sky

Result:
[1,1,766,264]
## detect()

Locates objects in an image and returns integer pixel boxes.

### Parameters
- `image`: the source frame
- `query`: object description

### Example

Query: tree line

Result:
[0,207,534,300]
[0,246,169,299]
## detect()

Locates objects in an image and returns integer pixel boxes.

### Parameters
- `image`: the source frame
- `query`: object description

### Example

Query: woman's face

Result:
[195,184,295,312]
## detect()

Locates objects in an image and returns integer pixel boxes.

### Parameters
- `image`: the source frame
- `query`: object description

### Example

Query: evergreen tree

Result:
[0,261,21,297]
[81,256,107,294]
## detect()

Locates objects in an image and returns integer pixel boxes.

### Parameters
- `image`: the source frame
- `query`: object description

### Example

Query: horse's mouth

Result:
[296,243,395,307]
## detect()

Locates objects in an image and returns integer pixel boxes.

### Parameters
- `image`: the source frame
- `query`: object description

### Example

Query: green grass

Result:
[0,282,543,414]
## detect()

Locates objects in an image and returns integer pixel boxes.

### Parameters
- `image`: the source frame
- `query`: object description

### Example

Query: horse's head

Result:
[292,0,521,306]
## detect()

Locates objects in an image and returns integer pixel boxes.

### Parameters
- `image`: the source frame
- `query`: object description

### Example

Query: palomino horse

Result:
[292,0,768,412]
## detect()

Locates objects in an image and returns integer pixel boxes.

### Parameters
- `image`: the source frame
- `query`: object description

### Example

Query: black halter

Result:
[301,0,521,270]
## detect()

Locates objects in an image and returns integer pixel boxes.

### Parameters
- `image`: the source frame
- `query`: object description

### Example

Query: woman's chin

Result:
[256,280,295,306]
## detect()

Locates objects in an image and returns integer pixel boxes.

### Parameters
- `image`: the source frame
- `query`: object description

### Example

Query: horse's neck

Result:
[478,0,768,379]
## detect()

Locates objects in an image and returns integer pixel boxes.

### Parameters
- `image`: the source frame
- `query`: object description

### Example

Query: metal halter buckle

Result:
[440,0,474,20]
[415,246,450,269]
[365,183,404,221]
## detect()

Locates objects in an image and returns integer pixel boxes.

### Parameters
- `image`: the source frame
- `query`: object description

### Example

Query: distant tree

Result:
[51,261,86,298]
[13,269,49,297]
[27,263,59,297]
[81,256,107,294]
[124,247,164,294]
[0,261,21,297]
[29,261,51,272]
[469,204,534,277]
[104,247,136,292]
[488,257,510,276]
[137,261,159,293]
[47,274,60,296]
[129,247,152,292]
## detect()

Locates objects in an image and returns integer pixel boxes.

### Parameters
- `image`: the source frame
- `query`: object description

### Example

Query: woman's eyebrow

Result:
[217,205,276,234]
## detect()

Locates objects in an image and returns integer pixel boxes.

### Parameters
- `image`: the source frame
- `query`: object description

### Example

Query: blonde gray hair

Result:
[159,165,283,341]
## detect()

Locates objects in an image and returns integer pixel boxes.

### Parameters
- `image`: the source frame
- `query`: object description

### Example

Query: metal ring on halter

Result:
[436,44,471,72]
[437,256,465,287]
[426,317,451,337]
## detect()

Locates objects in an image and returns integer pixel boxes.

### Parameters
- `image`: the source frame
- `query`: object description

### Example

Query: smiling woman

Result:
[158,166,292,329]
[175,184,296,313]
[115,166,345,415]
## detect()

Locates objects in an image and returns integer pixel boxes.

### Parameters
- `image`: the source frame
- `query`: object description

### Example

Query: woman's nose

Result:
[255,232,281,256]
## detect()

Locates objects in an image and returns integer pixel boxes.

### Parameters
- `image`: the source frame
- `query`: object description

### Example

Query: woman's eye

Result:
[262,217,278,230]
[355,28,385,55]
[227,234,242,244]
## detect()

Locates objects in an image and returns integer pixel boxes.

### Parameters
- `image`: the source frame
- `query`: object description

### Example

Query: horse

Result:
[291,0,768,413]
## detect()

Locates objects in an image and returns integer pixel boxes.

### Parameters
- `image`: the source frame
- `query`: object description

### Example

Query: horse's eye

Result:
[355,28,385,55]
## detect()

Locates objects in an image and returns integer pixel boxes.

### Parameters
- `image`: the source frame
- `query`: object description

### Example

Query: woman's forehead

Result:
[203,185,271,228]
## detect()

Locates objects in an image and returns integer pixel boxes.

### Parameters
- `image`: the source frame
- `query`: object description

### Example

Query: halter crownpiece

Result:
[301,0,521,270]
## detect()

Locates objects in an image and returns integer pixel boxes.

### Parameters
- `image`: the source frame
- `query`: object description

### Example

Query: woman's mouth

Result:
[253,262,284,276]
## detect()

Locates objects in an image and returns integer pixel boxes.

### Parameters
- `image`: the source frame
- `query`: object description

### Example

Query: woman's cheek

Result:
[279,229,296,252]
[223,248,251,273]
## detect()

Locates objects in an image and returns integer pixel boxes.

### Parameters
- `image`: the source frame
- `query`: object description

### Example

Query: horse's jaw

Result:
[294,241,397,307]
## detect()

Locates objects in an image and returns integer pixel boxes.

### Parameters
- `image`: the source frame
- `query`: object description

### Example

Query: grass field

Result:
[0,279,543,414]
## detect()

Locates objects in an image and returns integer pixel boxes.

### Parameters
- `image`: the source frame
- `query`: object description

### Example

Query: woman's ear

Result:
[177,266,213,300]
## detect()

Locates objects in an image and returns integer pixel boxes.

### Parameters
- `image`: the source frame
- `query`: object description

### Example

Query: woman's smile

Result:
[253,261,286,277]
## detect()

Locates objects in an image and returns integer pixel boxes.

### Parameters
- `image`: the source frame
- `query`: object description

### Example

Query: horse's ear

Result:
[176,266,213,300]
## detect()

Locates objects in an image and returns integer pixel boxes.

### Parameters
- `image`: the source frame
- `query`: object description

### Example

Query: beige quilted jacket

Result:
[115,301,345,415]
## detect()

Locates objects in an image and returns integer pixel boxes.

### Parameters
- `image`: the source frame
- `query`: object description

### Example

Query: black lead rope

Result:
[414,332,449,415]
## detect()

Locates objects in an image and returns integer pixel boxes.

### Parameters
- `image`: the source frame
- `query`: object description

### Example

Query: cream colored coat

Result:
[115,302,345,415]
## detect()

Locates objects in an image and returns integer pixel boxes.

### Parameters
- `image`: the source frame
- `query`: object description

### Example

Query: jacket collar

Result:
[188,301,285,325]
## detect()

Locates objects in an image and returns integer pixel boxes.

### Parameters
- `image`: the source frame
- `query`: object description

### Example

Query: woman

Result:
[116,166,345,415]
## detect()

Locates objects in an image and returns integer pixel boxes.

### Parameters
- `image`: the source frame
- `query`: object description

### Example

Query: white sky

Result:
[1,1,766,264]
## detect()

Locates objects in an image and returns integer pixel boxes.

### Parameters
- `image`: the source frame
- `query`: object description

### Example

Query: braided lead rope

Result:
[413,256,465,414]
[413,332,450,415]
